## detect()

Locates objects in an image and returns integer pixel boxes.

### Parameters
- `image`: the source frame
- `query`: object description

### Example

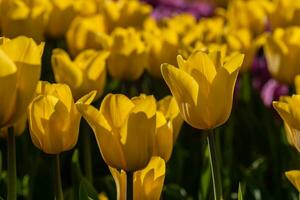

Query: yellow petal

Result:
[76,90,97,105]
[131,94,157,118]
[295,75,300,94]
[285,170,300,192]
[223,52,244,74]
[100,94,135,128]
[109,167,126,200]
[120,112,156,172]
[183,50,216,83]
[76,103,126,169]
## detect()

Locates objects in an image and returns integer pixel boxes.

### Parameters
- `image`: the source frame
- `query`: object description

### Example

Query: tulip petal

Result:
[100,94,135,128]
[76,103,127,169]
[76,90,97,105]
[109,167,126,200]
[223,52,244,74]
[131,95,156,118]
[120,112,156,172]
[285,170,300,192]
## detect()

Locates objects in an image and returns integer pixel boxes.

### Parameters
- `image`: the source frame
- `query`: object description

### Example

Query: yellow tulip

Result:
[108,28,147,81]
[103,0,152,31]
[273,95,300,152]
[66,15,111,57]
[157,95,183,143]
[285,170,300,192]
[76,94,156,172]
[143,21,179,78]
[46,0,77,38]
[73,0,99,17]
[1,0,50,43]
[28,81,96,154]
[226,0,271,35]
[98,193,109,200]
[163,14,196,37]
[161,50,244,130]
[110,156,166,200]
[295,75,300,94]
[0,36,44,128]
[264,27,300,84]
[226,29,257,71]
[51,48,108,101]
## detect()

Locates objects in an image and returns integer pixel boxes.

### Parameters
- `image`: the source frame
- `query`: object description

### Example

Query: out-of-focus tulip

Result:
[103,0,152,31]
[76,94,156,172]
[226,0,271,35]
[46,0,77,38]
[226,29,257,72]
[163,14,196,37]
[51,48,108,101]
[73,0,99,17]
[143,20,178,78]
[264,27,300,84]
[295,75,300,94]
[157,95,183,143]
[110,156,166,200]
[0,114,27,137]
[108,28,147,81]
[273,95,300,152]
[66,15,111,57]
[98,193,109,200]
[28,81,96,154]
[0,36,44,128]
[285,170,300,192]
[268,0,300,29]
[161,50,244,130]
[1,0,50,42]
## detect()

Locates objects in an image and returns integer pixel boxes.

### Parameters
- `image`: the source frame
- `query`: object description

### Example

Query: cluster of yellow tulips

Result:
[1,0,300,199]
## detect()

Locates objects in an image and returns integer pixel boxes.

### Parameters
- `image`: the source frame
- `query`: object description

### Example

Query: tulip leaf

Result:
[79,178,98,200]
[238,182,244,200]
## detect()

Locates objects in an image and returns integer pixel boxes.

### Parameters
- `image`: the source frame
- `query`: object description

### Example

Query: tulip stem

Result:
[127,171,133,200]
[82,131,93,183]
[53,154,64,200]
[7,127,16,200]
[207,130,223,200]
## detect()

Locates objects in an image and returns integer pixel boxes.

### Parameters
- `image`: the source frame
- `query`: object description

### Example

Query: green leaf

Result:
[238,182,244,200]
[79,178,99,200]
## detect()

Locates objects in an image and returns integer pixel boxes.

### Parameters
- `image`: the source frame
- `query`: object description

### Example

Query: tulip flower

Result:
[110,156,166,200]
[46,0,77,38]
[103,0,152,31]
[0,36,44,128]
[161,50,244,130]
[264,27,300,84]
[143,20,179,78]
[66,15,111,57]
[161,50,243,200]
[28,81,96,154]
[226,0,271,36]
[273,95,300,152]
[76,93,156,172]
[0,115,27,138]
[1,0,50,43]
[107,28,148,81]
[285,170,300,192]
[51,48,108,101]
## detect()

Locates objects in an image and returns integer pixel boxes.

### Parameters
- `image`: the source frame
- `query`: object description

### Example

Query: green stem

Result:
[82,130,93,183]
[53,154,64,200]
[127,171,133,200]
[7,127,16,200]
[207,130,223,200]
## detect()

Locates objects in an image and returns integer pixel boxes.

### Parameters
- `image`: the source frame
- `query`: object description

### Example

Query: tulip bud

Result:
[28,81,96,154]
[161,50,244,130]
[109,156,166,200]
[76,93,156,172]
[107,28,147,81]
[285,170,300,192]
[0,36,44,128]
[264,27,300,84]
[51,48,108,101]
[273,95,300,152]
